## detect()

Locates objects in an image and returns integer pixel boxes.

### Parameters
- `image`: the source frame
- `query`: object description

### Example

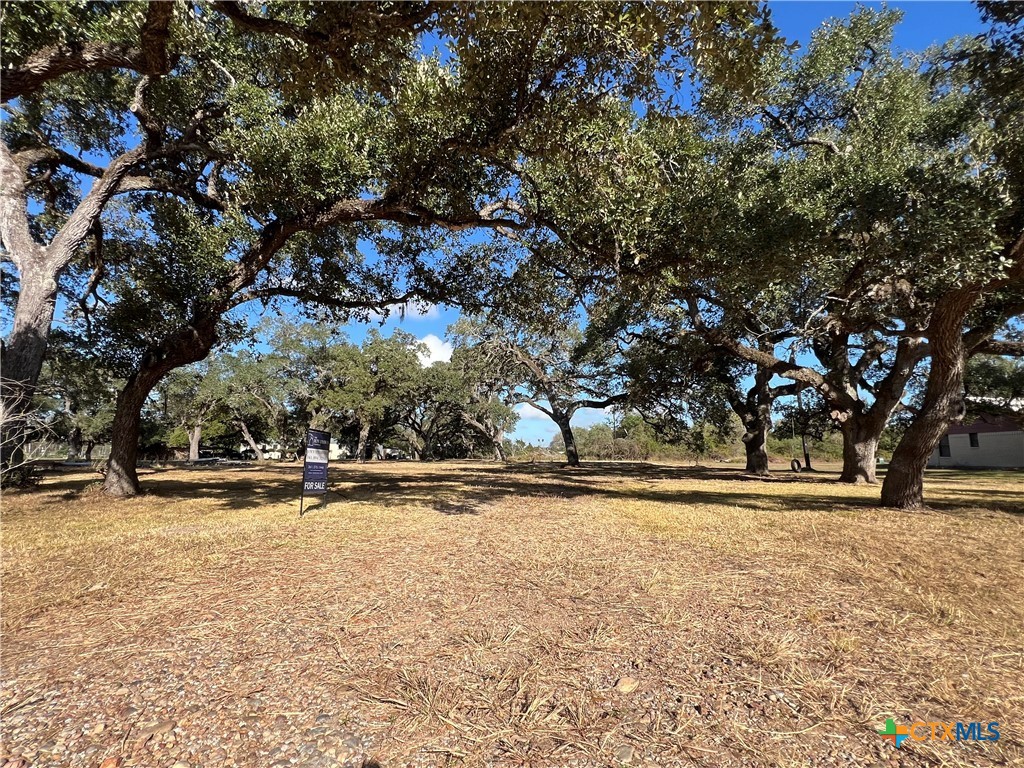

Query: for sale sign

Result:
[302,429,330,495]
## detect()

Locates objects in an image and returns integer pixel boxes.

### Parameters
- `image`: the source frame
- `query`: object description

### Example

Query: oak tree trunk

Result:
[237,420,264,461]
[188,424,201,462]
[404,426,426,460]
[84,441,95,462]
[104,369,162,497]
[881,296,974,509]
[817,335,926,486]
[838,418,881,484]
[103,319,218,497]
[410,430,432,460]
[462,413,505,462]
[356,422,370,464]
[493,439,507,462]
[730,369,773,477]
[2,142,145,476]
[881,390,962,509]
[555,414,580,466]
[1,269,59,472]
[67,425,83,461]
[743,419,770,476]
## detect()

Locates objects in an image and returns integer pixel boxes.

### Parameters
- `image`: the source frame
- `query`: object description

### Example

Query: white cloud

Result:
[572,406,613,427]
[514,402,551,420]
[417,334,453,366]
[408,302,440,320]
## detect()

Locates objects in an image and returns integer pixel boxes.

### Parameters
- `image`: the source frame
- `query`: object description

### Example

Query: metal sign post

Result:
[299,428,330,517]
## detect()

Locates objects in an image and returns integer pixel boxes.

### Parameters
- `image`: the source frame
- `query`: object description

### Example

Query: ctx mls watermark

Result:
[878,718,1000,748]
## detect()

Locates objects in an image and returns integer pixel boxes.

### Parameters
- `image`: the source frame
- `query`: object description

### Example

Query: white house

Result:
[928,413,1024,469]
[243,438,351,461]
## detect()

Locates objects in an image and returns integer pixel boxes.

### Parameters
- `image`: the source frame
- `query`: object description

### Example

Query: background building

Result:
[928,412,1024,469]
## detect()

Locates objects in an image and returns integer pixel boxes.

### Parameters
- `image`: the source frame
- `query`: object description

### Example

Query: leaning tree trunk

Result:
[84,441,95,462]
[188,424,201,462]
[462,412,506,463]
[403,427,426,461]
[554,413,580,467]
[881,295,974,509]
[356,422,371,464]
[1,141,145,477]
[1,270,59,473]
[237,420,264,461]
[103,320,218,497]
[104,368,164,497]
[838,417,882,484]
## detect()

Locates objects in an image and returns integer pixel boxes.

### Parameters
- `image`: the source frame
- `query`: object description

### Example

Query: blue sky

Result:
[770,1,983,51]
[332,2,990,447]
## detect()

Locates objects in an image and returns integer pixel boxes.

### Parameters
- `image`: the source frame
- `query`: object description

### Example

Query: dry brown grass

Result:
[1,461,1022,767]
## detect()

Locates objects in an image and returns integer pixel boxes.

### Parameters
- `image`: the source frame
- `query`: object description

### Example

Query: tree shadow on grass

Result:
[16,461,1021,519]
[912,488,1024,516]
[153,462,875,516]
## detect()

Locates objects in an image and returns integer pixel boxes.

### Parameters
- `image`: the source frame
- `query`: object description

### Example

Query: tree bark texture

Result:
[837,418,881,484]
[1,270,59,471]
[2,141,145,475]
[188,424,201,462]
[881,294,976,508]
[729,369,772,477]
[356,422,371,464]
[743,421,770,476]
[555,412,580,466]
[237,420,265,461]
[103,319,218,496]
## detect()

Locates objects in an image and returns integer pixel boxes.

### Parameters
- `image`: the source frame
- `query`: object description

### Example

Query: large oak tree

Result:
[1,0,771,490]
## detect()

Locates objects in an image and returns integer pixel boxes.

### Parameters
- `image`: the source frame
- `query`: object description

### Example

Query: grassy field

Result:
[1,461,1022,768]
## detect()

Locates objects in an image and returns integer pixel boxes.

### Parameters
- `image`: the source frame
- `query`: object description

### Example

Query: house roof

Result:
[947,412,1023,435]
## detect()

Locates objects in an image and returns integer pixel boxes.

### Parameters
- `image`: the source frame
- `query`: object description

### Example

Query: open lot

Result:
[1,462,1022,768]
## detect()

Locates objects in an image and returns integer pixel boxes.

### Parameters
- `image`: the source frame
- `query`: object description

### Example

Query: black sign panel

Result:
[302,429,330,495]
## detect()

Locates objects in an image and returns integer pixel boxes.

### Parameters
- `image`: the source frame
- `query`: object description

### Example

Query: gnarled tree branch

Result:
[1,2,176,101]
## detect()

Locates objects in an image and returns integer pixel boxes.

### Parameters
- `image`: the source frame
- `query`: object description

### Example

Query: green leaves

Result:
[1,0,151,65]
[227,87,378,215]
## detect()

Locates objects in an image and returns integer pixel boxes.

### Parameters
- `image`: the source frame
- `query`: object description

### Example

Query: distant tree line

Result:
[26,312,1019,476]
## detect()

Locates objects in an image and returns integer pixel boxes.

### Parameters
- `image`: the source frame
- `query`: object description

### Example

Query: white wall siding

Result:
[929,431,1024,468]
